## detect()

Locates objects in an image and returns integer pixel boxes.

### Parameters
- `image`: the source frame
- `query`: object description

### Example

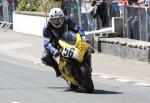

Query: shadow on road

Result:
[93,89,123,94]
[46,87,67,90]
[64,89,122,94]
[46,87,123,94]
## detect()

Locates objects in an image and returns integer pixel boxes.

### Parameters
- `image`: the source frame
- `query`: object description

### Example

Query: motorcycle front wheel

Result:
[70,83,79,90]
[80,63,94,93]
[66,81,79,90]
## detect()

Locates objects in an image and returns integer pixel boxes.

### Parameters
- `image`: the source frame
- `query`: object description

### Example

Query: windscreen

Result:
[61,31,77,45]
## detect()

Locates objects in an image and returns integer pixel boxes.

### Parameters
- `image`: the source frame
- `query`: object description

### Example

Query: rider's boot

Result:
[53,64,62,77]
[41,58,62,77]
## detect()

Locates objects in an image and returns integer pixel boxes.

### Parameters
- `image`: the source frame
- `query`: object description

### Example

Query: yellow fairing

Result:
[58,33,89,85]
[59,60,78,85]
[58,33,88,62]
[75,33,89,62]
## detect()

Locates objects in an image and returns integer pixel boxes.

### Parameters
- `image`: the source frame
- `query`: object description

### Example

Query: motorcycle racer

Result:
[41,8,91,77]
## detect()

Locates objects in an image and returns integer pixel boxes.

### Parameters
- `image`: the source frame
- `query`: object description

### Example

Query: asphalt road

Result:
[0,54,150,103]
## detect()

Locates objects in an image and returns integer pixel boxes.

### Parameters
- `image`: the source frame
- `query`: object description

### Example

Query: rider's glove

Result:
[45,43,60,57]
[50,47,60,57]
[82,36,91,43]
[79,30,85,36]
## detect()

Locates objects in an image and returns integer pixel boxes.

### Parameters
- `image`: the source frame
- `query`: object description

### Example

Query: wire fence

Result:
[63,1,120,31]
[123,6,150,42]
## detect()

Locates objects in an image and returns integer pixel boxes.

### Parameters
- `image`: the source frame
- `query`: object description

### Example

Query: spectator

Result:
[118,0,129,17]
[90,0,109,28]
[128,0,138,5]
[140,0,150,6]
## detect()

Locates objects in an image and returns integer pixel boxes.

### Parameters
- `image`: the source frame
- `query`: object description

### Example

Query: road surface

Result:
[0,54,150,103]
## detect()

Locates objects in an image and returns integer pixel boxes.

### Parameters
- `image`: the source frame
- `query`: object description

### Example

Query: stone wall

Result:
[98,38,150,62]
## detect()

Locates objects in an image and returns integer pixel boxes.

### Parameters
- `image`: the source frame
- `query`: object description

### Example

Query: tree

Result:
[17,0,54,12]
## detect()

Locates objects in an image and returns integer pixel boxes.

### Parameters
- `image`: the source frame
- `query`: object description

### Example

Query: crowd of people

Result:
[118,0,150,7]
[89,0,150,29]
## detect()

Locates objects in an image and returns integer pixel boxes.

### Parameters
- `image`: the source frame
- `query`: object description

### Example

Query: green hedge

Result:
[17,0,54,12]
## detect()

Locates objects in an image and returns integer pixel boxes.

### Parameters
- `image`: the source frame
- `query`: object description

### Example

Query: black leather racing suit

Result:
[41,18,88,77]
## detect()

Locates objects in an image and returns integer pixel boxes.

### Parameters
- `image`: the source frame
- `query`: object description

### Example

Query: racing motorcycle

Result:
[57,31,94,93]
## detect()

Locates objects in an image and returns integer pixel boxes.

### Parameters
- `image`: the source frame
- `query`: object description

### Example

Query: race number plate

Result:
[62,47,79,59]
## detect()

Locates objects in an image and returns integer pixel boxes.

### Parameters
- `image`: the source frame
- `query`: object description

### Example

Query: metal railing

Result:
[123,6,150,42]
[0,21,12,32]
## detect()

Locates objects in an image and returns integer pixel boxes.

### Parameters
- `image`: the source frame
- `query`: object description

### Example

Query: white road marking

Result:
[115,79,133,83]
[0,42,34,51]
[92,73,101,76]
[11,101,20,103]
[135,83,150,87]
[92,73,150,87]
[99,75,114,79]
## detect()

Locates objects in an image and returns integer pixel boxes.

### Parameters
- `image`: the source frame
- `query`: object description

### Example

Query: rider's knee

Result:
[41,52,53,65]
[41,56,49,65]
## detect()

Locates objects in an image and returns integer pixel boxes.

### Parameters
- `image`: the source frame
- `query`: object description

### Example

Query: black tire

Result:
[80,63,94,93]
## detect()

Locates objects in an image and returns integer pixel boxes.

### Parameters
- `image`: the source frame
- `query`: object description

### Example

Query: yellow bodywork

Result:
[59,33,88,62]
[58,33,89,85]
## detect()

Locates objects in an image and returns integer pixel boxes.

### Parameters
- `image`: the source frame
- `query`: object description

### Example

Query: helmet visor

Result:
[51,17,64,27]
